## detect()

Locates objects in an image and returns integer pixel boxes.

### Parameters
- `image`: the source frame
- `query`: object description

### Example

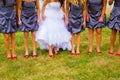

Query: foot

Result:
[49,54,54,58]
[53,48,60,55]
[49,51,54,58]
[96,48,102,55]
[117,49,120,55]
[71,52,75,55]
[108,51,113,55]
[76,50,80,55]
[55,51,60,55]
[108,48,114,55]
[24,54,29,58]
[7,56,12,60]
[76,48,80,55]
[97,51,102,55]
[88,48,92,54]
[116,49,120,56]
[32,54,38,58]
[76,52,80,55]
[12,54,17,59]
[12,55,17,59]
[7,54,12,60]
[88,50,92,54]
[115,53,120,56]
[71,49,75,55]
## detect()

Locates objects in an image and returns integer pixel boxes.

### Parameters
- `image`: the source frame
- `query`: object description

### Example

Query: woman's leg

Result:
[24,32,29,56]
[11,32,17,58]
[117,31,120,54]
[109,29,117,54]
[53,45,60,55]
[76,32,81,54]
[88,28,94,53]
[31,31,37,56]
[96,28,102,53]
[4,33,11,58]
[48,45,54,58]
[71,34,75,54]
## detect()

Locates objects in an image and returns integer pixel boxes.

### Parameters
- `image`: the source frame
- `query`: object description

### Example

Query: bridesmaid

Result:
[0,0,18,59]
[66,0,87,55]
[18,0,40,58]
[87,0,107,54]
[108,0,120,56]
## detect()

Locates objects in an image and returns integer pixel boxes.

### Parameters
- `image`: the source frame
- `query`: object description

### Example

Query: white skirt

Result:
[36,17,71,50]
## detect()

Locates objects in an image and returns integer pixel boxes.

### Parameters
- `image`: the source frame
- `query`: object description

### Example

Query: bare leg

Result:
[71,34,75,54]
[109,29,117,53]
[117,31,120,54]
[96,28,102,52]
[24,32,29,55]
[48,45,54,58]
[11,33,16,57]
[31,31,37,55]
[88,28,94,53]
[76,32,81,54]
[4,33,11,58]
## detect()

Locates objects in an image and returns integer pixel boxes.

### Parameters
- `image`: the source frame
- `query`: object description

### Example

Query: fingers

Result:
[18,20,22,26]
[82,22,86,29]
[98,17,103,22]
[37,19,40,25]
[42,15,46,20]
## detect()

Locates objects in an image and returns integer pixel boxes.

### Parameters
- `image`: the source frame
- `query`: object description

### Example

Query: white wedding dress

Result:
[36,2,71,50]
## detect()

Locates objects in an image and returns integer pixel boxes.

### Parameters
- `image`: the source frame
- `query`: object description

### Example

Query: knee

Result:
[96,30,102,35]
[24,33,29,38]
[32,32,36,38]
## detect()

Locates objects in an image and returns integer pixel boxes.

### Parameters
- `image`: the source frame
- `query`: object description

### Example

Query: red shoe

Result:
[49,54,54,58]
[7,56,12,60]
[12,56,17,59]
[24,54,29,58]
[108,52,113,55]
[115,53,120,56]
[71,52,75,55]
[76,52,80,55]
[97,51,102,55]
[88,51,92,54]
[32,54,38,58]
[55,51,60,55]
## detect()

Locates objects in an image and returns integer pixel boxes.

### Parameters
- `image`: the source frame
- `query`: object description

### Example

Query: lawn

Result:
[0,27,120,80]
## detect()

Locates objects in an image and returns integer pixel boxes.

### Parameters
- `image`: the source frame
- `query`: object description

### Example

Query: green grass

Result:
[0,28,120,80]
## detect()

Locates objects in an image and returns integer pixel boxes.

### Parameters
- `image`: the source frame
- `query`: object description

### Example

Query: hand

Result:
[42,15,46,21]
[82,21,86,29]
[65,16,69,26]
[98,16,104,22]
[18,20,22,26]
[65,20,69,26]
[87,16,90,22]
[37,19,40,25]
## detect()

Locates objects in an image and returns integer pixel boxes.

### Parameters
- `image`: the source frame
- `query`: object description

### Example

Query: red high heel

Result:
[108,52,113,55]
[32,54,38,58]
[97,51,102,55]
[7,56,12,60]
[88,51,92,54]
[49,54,54,58]
[12,56,17,59]
[55,51,60,55]
[24,54,29,58]
[71,52,75,55]
[115,53,120,56]
[76,52,80,55]
[96,49,102,55]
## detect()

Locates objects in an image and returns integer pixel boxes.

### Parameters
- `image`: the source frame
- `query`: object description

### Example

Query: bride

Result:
[36,0,71,58]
